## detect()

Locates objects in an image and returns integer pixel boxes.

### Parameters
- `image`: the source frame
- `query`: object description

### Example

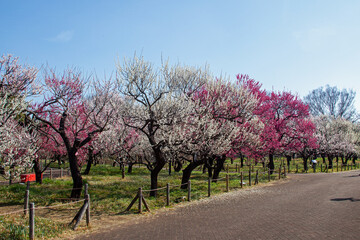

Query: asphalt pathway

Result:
[76,170,360,240]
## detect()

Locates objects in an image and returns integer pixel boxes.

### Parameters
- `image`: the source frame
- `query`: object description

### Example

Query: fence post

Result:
[29,202,35,240]
[138,188,142,213]
[85,194,90,227]
[235,164,238,173]
[187,180,191,202]
[351,164,353,170]
[27,181,30,191]
[267,169,270,182]
[24,190,29,215]
[208,178,211,197]
[84,183,88,197]
[166,183,170,206]
[240,172,243,188]
[60,168,63,177]
[296,164,298,173]
[249,170,251,186]
[321,164,323,172]
[226,174,229,192]
[50,168,52,179]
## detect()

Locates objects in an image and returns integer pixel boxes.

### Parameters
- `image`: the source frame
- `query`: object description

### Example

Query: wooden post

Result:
[85,194,90,227]
[279,167,281,179]
[187,180,191,202]
[321,164,323,172]
[249,170,251,186]
[24,190,29,215]
[60,168,63,177]
[138,188,142,213]
[166,183,170,206]
[252,165,254,172]
[288,164,290,174]
[337,162,339,172]
[267,169,270,182]
[27,181,30,191]
[240,172,243,188]
[235,164,238,173]
[29,202,35,240]
[226,174,229,192]
[351,164,353,170]
[50,168,52,179]
[296,164,298,173]
[208,178,211,197]
[84,183,88,196]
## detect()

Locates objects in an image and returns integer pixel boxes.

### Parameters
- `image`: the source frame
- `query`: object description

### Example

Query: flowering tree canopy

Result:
[29,69,115,198]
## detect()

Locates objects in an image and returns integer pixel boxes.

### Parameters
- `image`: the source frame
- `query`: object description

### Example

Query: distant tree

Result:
[304,85,358,121]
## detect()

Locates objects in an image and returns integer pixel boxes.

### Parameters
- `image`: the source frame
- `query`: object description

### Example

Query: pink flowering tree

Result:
[255,90,312,173]
[29,69,115,198]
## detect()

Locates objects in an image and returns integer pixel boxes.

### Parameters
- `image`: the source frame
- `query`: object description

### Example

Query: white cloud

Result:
[48,30,74,42]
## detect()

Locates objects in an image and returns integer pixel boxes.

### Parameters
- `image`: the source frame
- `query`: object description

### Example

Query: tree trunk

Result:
[327,155,333,169]
[268,154,275,174]
[286,155,291,167]
[181,161,203,189]
[33,160,43,184]
[353,156,357,165]
[128,163,133,174]
[149,148,166,197]
[69,151,83,199]
[83,147,93,175]
[212,155,226,182]
[303,157,308,171]
[240,154,244,168]
[168,160,172,176]
[174,160,182,172]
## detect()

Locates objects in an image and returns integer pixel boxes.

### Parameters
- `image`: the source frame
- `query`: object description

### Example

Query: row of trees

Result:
[0,54,359,198]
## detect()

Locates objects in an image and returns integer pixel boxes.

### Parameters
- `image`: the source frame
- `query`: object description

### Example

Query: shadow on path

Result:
[331,197,360,202]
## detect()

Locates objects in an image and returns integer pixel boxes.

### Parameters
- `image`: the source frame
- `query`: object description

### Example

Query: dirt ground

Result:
[69,170,360,240]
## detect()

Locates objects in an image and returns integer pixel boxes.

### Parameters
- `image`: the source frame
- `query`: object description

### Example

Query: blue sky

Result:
[1,0,360,109]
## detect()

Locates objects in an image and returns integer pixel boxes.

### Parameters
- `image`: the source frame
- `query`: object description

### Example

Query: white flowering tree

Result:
[314,116,359,168]
[0,55,39,183]
[116,56,207,197]
[163,78,261,186]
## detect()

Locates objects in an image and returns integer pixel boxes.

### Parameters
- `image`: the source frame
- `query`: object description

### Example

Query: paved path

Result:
[77,170,360,240]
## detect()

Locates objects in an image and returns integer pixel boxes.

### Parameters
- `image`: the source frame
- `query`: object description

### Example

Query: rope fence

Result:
[124,167,286,214]
[0,183,91,240]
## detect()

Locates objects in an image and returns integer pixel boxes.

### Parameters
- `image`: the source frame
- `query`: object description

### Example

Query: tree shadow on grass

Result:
[331,197,360,202]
